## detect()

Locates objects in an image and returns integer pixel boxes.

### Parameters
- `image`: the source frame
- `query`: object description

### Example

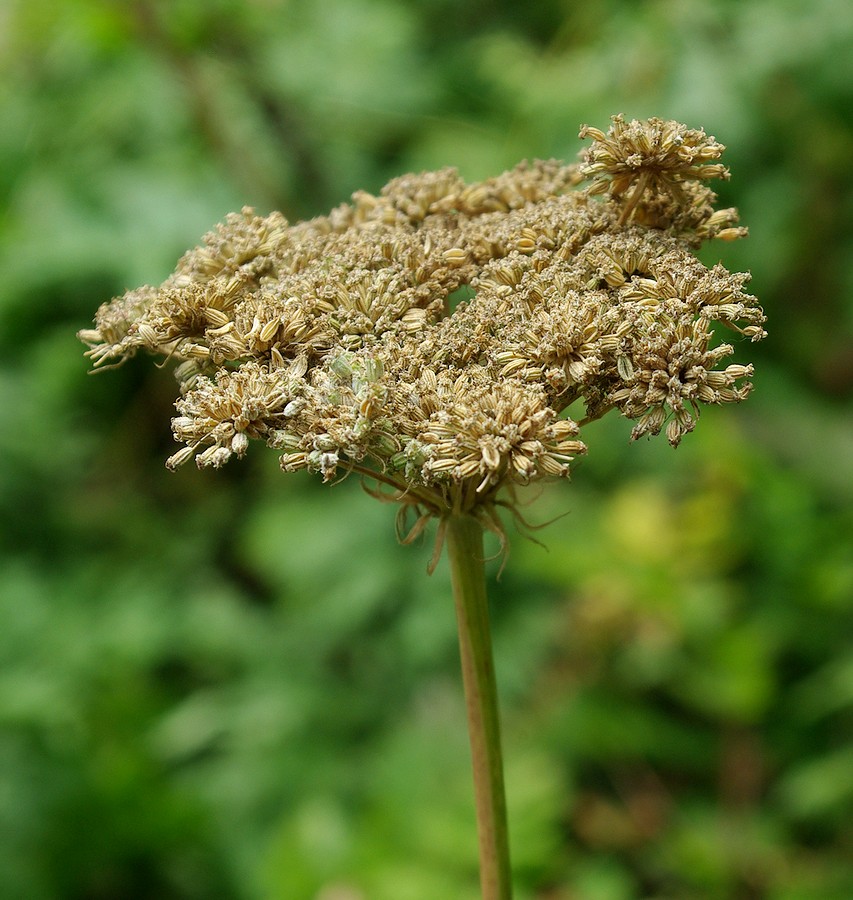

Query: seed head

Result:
[580,115,730,226]
[79,116,764,552]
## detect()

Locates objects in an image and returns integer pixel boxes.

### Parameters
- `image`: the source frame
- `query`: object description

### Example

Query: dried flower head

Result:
[80,116,765,558]
[580,115,730,226]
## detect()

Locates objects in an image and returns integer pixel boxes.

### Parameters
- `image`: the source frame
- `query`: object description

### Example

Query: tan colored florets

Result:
[580,115,730,226]
[277,349,396,482]
[174,208,290,287]
[78,285,160,367]
[79,116,765,552]
[607,313,753,446]
[168,353,308,469]
[417,371,586,497]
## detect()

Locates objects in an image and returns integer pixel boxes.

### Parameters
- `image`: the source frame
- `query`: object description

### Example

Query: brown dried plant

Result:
[79,115,765,900]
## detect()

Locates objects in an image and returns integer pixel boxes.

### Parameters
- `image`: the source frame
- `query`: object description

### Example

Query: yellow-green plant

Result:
[80,116,765,899]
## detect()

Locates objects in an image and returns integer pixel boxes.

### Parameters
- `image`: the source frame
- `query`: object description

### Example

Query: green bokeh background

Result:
[1,1,851,898]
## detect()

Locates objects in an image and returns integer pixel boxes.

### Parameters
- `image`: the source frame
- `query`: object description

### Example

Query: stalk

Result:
[616,169,650,225]
[445,514,512,900]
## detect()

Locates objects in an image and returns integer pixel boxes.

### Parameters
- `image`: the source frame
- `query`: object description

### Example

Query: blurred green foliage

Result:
[1,0,852,897]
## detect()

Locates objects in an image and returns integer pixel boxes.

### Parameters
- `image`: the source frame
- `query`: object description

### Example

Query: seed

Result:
[443,248,468,266]
[259,319,280,343]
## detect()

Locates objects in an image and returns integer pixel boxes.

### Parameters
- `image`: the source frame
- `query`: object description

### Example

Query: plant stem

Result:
[445,514,512,900]
[616,169,650,226]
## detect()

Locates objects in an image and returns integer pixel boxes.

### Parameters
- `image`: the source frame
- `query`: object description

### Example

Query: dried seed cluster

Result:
[80,116,765,542]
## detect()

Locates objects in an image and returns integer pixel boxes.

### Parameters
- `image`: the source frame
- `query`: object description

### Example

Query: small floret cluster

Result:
[80,116,765,545]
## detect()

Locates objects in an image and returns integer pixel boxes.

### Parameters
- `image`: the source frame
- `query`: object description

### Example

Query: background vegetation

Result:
[1,1,851,897]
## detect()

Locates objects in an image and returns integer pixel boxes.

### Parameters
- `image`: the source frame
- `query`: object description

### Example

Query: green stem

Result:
[445,515,512,900]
